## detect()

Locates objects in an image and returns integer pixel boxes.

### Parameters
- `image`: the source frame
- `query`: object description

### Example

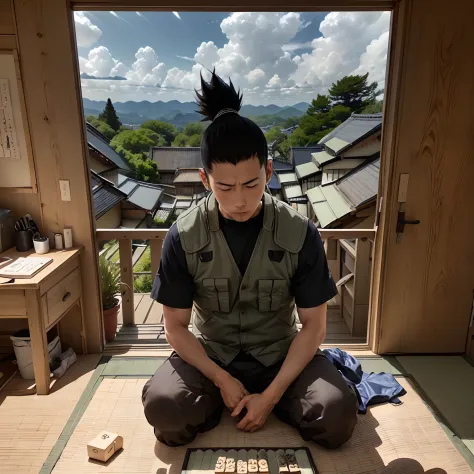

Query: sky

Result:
[75,11,390,106]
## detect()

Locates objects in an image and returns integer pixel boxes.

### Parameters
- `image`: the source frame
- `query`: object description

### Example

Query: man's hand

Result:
[231,393,275,432]
[215,372,249,410]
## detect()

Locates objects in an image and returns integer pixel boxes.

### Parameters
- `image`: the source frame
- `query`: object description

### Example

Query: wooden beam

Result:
[319,229,376,240]
[71,0,396,12]
[352,238,371,337]
[97,229,169,241]
[0,0,15,35]
[118,239,134,326]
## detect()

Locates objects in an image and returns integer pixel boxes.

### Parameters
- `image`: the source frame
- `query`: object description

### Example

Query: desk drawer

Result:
[45,268,80,327]
[0,290,26,316]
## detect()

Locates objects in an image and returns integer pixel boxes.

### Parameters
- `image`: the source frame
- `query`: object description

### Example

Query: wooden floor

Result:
[0,355,100,474]
[113,294,365,350]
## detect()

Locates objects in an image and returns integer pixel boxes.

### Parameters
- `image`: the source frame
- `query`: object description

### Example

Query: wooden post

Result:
[119,239,134,326]
[352,237,371,337]
[150,239,162,284]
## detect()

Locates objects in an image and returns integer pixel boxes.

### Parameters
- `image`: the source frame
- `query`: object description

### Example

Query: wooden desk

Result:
[0,247,86,394]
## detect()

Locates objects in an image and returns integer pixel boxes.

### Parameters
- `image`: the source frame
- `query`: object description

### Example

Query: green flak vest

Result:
[176,192,308,367]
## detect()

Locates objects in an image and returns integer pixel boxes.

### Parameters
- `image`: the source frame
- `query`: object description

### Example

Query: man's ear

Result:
[266,159,273,184]
[200,168,210,190]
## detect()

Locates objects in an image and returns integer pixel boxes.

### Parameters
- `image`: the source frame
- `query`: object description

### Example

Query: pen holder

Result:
[15,230,33,252]
[33,236,50,254]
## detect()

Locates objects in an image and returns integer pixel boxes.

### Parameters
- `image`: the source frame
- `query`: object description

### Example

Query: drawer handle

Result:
[62,292,71,302]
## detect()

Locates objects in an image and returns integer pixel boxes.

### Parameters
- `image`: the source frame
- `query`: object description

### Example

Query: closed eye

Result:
[247,184,258,189]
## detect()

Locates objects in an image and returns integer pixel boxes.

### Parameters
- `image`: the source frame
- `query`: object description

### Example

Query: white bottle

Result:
[63,228,73,249]
[54,233,63,250]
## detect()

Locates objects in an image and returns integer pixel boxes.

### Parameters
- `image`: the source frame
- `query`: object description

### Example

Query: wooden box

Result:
[87,431,123,462]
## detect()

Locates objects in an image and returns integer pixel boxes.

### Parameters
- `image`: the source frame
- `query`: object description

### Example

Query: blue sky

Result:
[76,11,390,106]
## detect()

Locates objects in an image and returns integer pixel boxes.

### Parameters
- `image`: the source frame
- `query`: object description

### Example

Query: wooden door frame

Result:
[67,0,406,353]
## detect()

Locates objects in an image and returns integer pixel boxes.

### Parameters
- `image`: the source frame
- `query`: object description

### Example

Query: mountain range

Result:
[83,98,310,128]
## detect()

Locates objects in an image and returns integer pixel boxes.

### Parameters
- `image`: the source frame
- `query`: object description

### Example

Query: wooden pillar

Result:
[13,0,102,351]
[150,239,162,284]
[119,239,134,326]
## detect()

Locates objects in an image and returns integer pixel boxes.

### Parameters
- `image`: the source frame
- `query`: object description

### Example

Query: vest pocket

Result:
[202,278,230,313]
[258,279,286,312]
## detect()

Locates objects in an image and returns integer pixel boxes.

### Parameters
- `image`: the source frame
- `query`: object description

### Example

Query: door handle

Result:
[396,211,420,234]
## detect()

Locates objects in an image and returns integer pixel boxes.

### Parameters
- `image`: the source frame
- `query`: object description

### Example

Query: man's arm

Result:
[163,306,226,385]
[263,304,327,404]
[164,306,249,409]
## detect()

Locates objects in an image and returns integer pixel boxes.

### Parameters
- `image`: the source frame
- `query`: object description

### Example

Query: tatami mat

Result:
[397,356,474,457]
[50,376,472,474]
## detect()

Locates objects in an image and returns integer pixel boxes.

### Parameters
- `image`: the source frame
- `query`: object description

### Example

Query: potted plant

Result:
[99,255,121,342]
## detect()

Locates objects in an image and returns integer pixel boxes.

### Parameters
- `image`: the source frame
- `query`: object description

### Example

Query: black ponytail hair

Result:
[195,69,268,172]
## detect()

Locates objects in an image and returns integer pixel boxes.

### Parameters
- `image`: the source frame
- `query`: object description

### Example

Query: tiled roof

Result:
[151,147,201,171]
[271,158,294,173]
[290,146,324,167]
[86,122,131,171]
[278,172,298,184]
[318,113,383,152]
[90,171,127,219]
[337,158,380,207]
[173,169,202,184]
[283,183,304,200]
[306,156,380,227]
[312,150,336,167]
[296,161,320,180]
[127,183,163,212]
[268,172,281,190]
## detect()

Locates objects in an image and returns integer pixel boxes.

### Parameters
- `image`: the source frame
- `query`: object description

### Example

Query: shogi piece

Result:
[248,456,258,473]
[276,450,289,473]
[87,431,123,463]
[225,455,236,473]
[237,460,248,474]
[285,451,300,474]
[257,450,269,473]
[216,457,227,473]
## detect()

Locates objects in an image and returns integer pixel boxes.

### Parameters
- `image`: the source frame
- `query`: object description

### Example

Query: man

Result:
[142,71,358,448]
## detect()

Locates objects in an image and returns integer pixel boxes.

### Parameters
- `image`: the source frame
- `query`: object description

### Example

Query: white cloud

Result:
[79,11,391,105]
[79,46,126,78]
[74,12,102,47]
[282,42,312,52]
[291,12,390,90]
[125,46,167,86]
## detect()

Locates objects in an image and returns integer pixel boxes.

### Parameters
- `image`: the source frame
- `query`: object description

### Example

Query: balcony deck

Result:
[111,293,366,350]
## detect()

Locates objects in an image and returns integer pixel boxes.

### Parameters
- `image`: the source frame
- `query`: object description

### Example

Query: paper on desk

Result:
[0,276,14,284]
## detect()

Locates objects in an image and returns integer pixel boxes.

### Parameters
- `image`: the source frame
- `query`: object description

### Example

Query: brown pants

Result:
[142,351,358,449]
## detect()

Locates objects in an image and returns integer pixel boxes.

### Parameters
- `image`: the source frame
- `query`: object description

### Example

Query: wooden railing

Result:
[96,228,376,334]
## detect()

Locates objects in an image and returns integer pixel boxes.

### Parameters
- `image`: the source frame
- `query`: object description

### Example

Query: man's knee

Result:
[318,387,358,448]
[302,385,358,449]
[142,378,185,432]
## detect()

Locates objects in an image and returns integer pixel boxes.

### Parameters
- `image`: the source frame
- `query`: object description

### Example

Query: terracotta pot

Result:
[103,304,120,342]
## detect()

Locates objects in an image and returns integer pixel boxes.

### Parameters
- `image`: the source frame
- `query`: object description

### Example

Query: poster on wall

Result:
[0,79,20,160]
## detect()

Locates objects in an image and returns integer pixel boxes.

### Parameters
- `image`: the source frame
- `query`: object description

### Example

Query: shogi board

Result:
[181,448,318,474]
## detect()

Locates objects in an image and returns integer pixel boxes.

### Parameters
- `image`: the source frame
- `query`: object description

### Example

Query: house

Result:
[101,169,164,228]
[313,113,382,185]
[306,157,380,229]
[173,168,206,197]
[86,122,132,174]
[151,147,202,184]
[90,171,127,228]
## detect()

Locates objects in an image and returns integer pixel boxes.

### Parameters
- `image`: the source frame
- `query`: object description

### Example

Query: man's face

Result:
[200,156,272,222]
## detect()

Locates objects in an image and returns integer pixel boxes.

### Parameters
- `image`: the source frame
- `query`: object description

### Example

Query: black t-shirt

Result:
[151,206,337,309]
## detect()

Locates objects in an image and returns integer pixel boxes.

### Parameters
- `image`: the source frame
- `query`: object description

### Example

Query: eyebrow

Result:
[217,177,259,187]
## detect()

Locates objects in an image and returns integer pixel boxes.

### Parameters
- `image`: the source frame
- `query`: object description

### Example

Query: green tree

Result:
[172,133,189,147]
[282,117,301,129]
[98,98,122,131]
[187,134,202,147]
[87,116,116,141]
[183,122,206,137]
[361,100,383,114]
[133,247,153,293]
[329,73,379,113]
[141,120,178,145]
[307,94,331,115]
[265,126,286,144]
[110,128,165,156]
